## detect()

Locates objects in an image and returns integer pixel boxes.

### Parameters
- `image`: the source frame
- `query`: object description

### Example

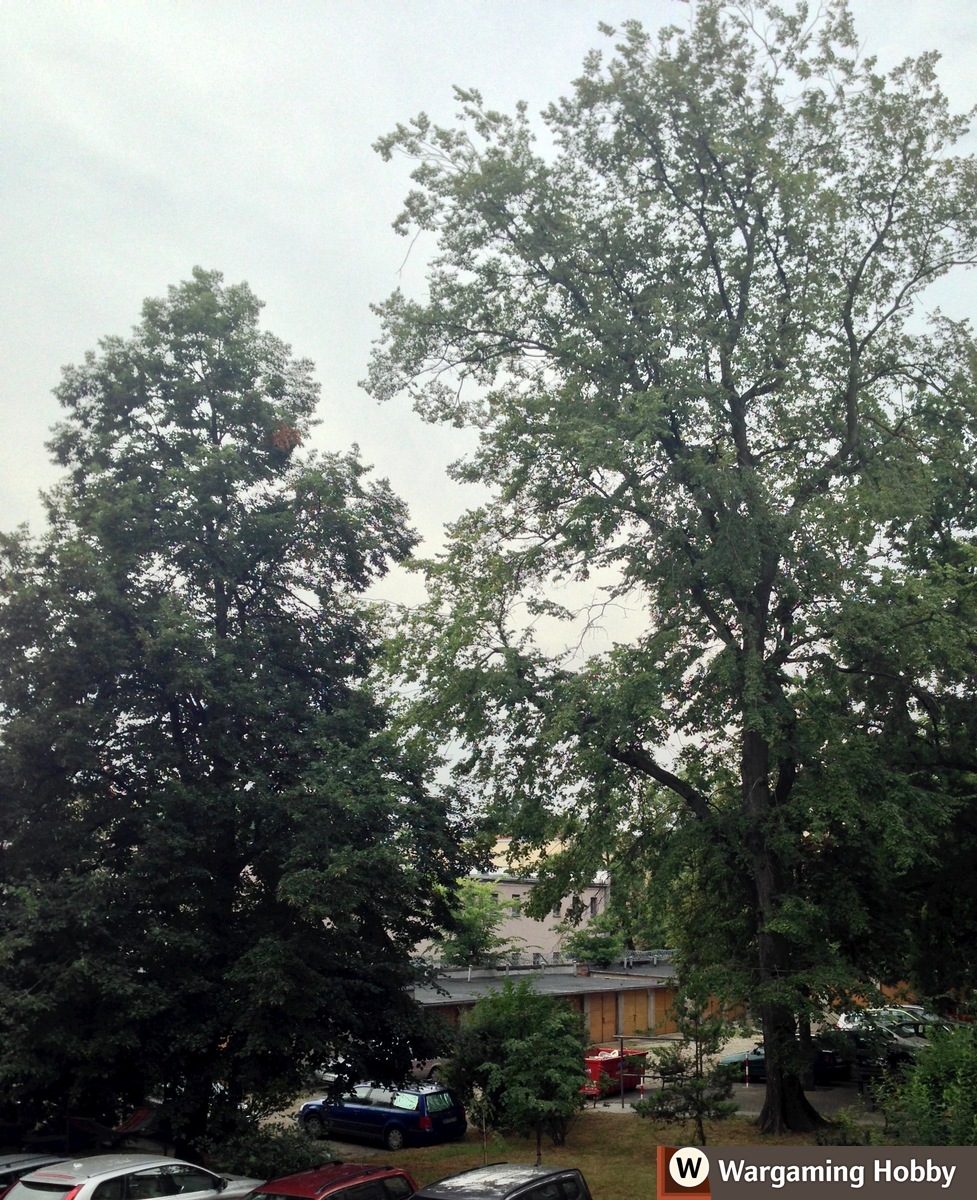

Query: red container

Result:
[583,1046,647,1092]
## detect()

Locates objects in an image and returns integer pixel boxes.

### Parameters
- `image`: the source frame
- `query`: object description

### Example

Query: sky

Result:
[3,0,977,619]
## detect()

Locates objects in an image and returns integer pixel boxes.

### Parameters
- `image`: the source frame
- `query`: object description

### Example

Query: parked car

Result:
[0,1156,68,1200]
[411,1165,593,1200]
[844,1019,932,1075]
[835,1005,961,1032]
[4,1155,262,1200]
[411,1057,445,1082]
[246,1164,416,1200]
[718,1041,850,1084]
[298,1082,467,1151]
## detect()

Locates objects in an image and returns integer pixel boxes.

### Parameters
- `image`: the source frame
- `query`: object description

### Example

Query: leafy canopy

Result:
[0,268,464,1147]
[367,0,977,1133]
[434,877,523,968]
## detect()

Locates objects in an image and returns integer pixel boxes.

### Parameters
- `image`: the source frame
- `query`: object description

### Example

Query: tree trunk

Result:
[755,1001,827,1134]
[742,730,827,1134]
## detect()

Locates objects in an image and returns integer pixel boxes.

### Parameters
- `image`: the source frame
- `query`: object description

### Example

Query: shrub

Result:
[878,1025,977,1145]
[203,1120,332,1179]
[815,1108,877,1146]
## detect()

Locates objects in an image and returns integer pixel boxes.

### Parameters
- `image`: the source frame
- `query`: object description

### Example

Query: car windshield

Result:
[7,1185,80,1200]
[425,1092,455,1114]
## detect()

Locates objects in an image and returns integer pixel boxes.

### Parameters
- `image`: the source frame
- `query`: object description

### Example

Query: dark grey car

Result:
[410,1165,592,1200]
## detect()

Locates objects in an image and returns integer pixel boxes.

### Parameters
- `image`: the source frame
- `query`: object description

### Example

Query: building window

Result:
[511,893,521,915]
[589,895,598,917]
[552,901,561,917]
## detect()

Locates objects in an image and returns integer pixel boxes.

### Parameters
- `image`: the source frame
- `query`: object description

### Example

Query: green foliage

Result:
[878,1026,977,1145]
[0,269,466,1148]
[447,979,587,1164]
[633,977,737,1145]
[814,1108,878,1147]
[369,0,977,1133]
[203,1121,330,1179]
[558,913,623,968]
[435,878,522,967]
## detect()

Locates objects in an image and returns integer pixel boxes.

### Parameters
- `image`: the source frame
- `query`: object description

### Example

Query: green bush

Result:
[203,1120,333,1180]
[878,1025,977,1145]
[815,1108,878,1146]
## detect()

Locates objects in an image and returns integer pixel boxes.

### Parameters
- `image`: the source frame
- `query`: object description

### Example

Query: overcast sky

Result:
[3,0,976,615]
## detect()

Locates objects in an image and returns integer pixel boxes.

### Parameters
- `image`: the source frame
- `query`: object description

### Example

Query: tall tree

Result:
[366,1,977,1132]
[0,269,463,1148]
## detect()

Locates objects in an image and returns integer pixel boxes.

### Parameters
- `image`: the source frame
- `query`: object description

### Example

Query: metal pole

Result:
[619,1035,626,1107]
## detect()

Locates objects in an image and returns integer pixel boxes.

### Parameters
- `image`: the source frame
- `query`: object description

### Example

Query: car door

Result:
[330,1085,374,1139]
[362,1089,401,1144]
[159,1165,225,1200]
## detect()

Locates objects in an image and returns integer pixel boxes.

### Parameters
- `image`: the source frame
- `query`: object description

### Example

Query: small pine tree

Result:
[633,979,737,1145]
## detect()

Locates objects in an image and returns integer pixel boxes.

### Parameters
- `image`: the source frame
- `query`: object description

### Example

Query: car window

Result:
[161,1167,219,1195]
[522,1185,561,1200]
[338,1186,383,1200]
[424,1092,454,1114]
[127,1169,174,1200]
[352,1085,374,1102]
[380,1180,413,1200]
[92,1180,126,1200]
[8,1187,78,1200]
[390,1093,419,1111]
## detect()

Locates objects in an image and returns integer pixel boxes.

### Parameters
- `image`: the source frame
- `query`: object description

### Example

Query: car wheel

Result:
[427,1066,441,1082]
[304,1113,327,1139]
[384,1125,406,1151]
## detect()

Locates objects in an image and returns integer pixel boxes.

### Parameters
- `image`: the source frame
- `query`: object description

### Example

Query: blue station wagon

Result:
[298,1083,467,1151]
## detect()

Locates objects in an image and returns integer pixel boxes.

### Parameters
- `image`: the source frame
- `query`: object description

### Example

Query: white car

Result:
[835,1006,920,1030]
[5,1155,262,1200]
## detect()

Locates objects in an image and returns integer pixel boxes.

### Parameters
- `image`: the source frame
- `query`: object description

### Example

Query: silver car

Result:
[0,1155,70,1199]
[5,1155,262,1200]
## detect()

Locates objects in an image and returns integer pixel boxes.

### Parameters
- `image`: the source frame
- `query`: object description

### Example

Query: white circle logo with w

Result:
[669,1147,710,1188]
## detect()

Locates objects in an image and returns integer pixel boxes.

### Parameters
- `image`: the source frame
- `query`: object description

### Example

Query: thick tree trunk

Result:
[741,730,827,1134]
[755,1001,827,1134]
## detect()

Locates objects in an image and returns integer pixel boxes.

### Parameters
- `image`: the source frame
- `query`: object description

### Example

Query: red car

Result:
[248,1164,417,1200]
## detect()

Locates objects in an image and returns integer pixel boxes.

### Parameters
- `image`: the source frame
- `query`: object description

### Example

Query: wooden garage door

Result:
[620,989,648,1036]
[588,992,617,1042]
[654,987,679,1034]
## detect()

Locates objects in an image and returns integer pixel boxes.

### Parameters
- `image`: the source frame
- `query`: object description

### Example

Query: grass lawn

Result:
[382,1108,839,1200]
